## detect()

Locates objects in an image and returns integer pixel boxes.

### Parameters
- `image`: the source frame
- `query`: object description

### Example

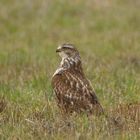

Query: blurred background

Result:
[0,0,140,139]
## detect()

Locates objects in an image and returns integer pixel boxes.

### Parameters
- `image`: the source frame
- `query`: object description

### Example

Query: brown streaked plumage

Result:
[52,44,103,115]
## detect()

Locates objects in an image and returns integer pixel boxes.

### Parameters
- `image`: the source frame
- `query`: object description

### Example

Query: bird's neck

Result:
[60,56,83,72]
[53,56,83,77]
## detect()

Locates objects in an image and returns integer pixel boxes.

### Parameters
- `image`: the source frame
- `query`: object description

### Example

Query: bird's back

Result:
[52,68,103,115]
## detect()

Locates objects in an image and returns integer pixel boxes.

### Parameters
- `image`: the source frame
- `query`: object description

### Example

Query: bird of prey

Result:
[52,44,103,116]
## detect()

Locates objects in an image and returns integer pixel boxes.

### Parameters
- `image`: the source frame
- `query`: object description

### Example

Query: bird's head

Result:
[56,43,79,59]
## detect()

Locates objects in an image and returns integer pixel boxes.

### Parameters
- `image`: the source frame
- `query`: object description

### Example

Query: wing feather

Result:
[52,70,103,114]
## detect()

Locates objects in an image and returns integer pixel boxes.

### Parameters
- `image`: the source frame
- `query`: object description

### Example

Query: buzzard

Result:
[52,44,103,116]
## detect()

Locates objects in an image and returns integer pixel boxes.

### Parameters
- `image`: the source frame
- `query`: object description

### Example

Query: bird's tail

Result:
[94,102,105,116]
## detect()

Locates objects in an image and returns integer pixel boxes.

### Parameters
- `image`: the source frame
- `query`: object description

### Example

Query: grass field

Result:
[0,0,140,139]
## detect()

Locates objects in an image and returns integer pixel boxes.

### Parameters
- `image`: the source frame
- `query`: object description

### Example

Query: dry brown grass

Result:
[0,97,7,113]
[110,102,140,131]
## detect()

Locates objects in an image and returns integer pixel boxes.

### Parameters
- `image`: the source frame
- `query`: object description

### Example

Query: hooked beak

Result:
[56,48,61,53]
